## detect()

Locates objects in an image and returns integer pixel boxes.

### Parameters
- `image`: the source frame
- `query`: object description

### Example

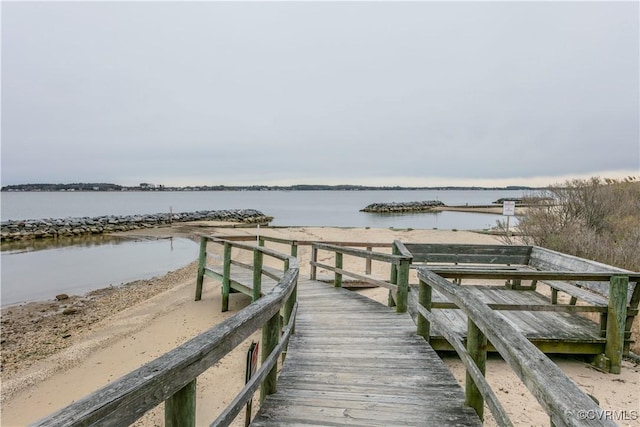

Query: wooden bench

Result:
[400,242,640,374]
[403,243,532,266]
[403,243,532,286]
[529,246,640,355]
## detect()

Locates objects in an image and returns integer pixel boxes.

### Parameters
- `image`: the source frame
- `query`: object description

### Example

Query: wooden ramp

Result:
[252,279,481,426]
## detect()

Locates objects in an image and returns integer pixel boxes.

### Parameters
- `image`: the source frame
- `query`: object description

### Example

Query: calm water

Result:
[1,189,527,229]
[1,237,198,306]
[1,190,527,305]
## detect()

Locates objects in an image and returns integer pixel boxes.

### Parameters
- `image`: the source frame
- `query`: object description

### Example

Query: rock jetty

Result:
[0,209,273,242]
[360,200,445,213]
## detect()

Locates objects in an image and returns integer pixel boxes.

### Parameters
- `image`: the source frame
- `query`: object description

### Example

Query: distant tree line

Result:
[1,183,538,192]
[2,183,124,192]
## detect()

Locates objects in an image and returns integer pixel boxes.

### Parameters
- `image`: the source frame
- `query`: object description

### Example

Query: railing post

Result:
[465,319,487,421]
[290,241,298,257]
[258,236,265,247]
[283,280,297,360]
[388,244,398,307]
[310,246,318,280]
[253,248,263,301]
[221,242,232,312]
[417,279,432,341]
[396,259,409,313]
[260,312,280,402]
[165,379,196,427]
[195,236,207,301]
[334,252,343,287]
[365,246,372,275]
[604,275,628,374]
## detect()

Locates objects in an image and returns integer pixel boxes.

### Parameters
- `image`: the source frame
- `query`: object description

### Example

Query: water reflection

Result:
[1,237,198,306]
[1,234,137,254]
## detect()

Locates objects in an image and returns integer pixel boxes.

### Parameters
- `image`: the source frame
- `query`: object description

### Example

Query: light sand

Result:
[1,226,639,426]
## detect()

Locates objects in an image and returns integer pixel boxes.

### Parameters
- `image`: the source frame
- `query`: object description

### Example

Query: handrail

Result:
[196,236,295,309]
[212,301,298,426]
[202,234,394,249]
[310,241,412,313]
[33,246,299,427]
[312,242,406,264]
[417,267,616,427]
[426,268,640,282]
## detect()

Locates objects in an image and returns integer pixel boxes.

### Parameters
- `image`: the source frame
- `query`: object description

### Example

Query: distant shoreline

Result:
[1,183,542,192]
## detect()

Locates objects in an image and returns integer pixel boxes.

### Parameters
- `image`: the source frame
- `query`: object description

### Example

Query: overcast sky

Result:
[1,1,638,187]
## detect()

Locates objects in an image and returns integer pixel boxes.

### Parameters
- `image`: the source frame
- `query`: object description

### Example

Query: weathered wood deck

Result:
[252,278,481,426]
[409,285,606,354]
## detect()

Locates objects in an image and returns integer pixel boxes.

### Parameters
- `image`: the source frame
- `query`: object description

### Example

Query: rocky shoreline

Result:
[361,200,445,213]
[0,209,272,242]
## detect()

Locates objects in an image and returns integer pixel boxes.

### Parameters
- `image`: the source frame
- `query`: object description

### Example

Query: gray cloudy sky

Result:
[1,1,638,187]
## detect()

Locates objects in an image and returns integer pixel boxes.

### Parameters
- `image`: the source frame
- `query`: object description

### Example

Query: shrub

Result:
[510,176,640,271]
[498,176,640,353]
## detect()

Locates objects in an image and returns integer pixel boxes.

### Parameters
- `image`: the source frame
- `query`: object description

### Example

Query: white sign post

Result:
[502,200,516,236]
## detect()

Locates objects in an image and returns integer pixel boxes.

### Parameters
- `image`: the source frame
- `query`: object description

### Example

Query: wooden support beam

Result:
[195,236,207,301]
[260,312,280,402]
[389,244,399,307]
[282,282,297,359]
[221,242,232,312]
[396,259,409,313]
[164,379,196,427]
[465,320,487,421]
[253,248,263,302]
[603,276,629,374]
[417,279,432,342]
[310,247,318,280]
[334,252,343,288]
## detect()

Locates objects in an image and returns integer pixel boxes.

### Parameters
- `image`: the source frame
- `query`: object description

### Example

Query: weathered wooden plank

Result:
[255,278,481,426]
[313,242,406,264]
[529,246,639,301]
[404,243,531,265]
[418,268,616,427]
[393,239,414,259]
[427,269,636,281]
[602,276,629,374]
[416,253,530,265]
[465,319,487,421]
[310,262,396,291]
[254,402,480,426]
[32,268,299,427]
[541,280,608,306]
[165,379,196,427]
[264,387,465,405]
[404,243,531,254]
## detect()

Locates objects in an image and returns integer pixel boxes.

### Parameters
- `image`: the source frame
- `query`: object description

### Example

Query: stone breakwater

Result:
[360,200,445,213]
[0,209,273,242]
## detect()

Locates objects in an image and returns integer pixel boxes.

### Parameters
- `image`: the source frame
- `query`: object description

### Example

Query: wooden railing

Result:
[33,239,299,427]
[416,267,618,427]
[195,235,298,312]
[309,240,412,312]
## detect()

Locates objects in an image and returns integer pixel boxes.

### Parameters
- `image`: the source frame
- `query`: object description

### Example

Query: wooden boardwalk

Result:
[252,279,481,426]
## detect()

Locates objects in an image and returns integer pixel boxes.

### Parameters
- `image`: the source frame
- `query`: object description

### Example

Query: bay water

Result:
[1,189,527,305]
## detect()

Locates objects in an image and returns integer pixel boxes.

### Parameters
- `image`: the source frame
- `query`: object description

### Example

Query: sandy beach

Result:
[1,225,639,426]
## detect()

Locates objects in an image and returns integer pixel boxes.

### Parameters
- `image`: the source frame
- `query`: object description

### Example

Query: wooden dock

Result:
[252,278,481,426]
